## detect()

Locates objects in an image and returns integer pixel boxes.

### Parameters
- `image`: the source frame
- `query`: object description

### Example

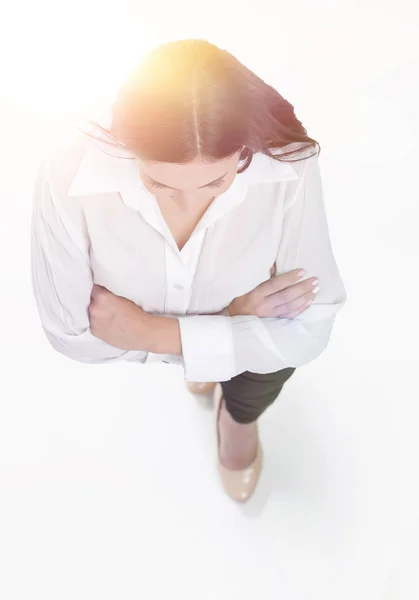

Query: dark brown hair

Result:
[79,39,320,174]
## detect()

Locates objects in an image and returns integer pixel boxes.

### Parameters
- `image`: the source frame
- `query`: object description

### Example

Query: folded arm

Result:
[172,152,347,382]
[30,159,147,364]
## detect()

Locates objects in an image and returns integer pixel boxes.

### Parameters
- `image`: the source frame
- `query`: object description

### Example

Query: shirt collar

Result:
[67,137,301,252]
[67,136,300,209]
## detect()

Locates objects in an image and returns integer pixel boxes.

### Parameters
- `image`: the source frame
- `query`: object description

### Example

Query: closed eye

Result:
[206,179,225,189]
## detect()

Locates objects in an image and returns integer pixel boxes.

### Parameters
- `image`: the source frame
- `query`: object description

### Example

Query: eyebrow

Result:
[147,171,228,190]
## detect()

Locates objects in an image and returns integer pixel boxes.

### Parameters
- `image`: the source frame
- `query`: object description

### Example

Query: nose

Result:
[172,190,196,201]
[171,191,205,208]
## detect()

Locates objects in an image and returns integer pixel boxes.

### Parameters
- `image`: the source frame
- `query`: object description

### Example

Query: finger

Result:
[256,288,308,317]
[261,269,306,296]
[281,299,313,319]
[273,294,313,318]
[265,283,310,309]
[267,276,318,305]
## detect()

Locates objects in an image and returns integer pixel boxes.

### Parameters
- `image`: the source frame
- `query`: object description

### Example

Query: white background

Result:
[0,1,418,598]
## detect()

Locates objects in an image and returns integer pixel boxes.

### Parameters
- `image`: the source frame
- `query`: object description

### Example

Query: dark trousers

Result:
[220,367,296,424]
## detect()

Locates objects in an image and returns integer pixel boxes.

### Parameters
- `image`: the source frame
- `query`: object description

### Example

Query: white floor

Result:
[1,279,418,599]
[1,124,419,600]
[1,2,419,595]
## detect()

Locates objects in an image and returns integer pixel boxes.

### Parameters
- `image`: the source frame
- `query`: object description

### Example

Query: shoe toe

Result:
[214,383,263,503]
[186,381,217,395]
[218,442,263,503]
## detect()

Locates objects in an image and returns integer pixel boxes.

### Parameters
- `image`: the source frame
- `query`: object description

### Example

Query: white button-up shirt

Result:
[30,131,347,382]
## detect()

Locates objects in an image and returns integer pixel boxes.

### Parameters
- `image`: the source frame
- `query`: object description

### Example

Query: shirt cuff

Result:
[177,315,235,382]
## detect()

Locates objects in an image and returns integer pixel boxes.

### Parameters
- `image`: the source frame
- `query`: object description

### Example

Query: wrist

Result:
[144,314,182,355]
[214,306,230,316]
[227,298,239,317]
[136,310,156,352]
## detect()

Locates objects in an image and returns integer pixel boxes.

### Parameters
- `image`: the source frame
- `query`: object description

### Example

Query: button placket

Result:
[164,233,204,314]
[165,248,189,313]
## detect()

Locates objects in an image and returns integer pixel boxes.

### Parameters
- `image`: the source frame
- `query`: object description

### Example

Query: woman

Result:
[30,39,347,503]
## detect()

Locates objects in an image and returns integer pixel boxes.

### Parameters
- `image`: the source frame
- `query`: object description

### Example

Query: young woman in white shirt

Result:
[31,38,347,503]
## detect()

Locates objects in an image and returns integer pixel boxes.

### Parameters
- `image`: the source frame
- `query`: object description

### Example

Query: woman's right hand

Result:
[227,264,319,318]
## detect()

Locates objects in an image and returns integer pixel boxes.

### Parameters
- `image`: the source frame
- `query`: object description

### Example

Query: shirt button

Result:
[174,284,184,290]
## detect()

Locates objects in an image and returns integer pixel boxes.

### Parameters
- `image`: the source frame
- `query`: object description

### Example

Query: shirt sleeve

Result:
[30,159,147,364]
[177,152,347,382]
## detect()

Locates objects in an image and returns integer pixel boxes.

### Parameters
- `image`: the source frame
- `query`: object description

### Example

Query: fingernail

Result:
[297,270,305,277]
[311,278,319,287]
[312,285,320,294]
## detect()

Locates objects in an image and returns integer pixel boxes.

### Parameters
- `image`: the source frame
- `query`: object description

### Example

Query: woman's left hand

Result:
[89,284,150,350]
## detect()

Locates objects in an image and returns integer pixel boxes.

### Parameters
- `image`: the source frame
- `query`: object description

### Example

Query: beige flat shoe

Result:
[213,383,263,503]
[186,381,217,395]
